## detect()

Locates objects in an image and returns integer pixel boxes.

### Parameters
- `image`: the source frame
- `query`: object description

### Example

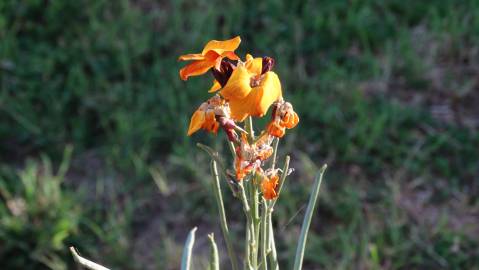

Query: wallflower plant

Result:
[180,37,327,270]
[70,36,326,270]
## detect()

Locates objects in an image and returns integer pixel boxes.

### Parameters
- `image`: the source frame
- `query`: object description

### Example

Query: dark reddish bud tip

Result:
[212,60,235,87]
[218,117,236,129]
[271,102,280,120]
[225,128,238,142]
[217,116,239,142]
[261,57,275,74]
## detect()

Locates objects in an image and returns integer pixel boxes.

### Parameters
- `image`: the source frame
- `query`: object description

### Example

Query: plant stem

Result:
[207,233,219,270]
[70,247,110,270]
[292,164,327,270]
[252,176,260,268]
[260,198,269,270]
[181,227,197,270]
[245,116,255,142]
[211,161,239,270]
[239,182,253,270]
[269,156,290,211]
[270,138,279,170]
[228,141,237,158]
[198,143,238,197]
[249,215,256,268]
[268,215,279,270]
[247,177,258,268]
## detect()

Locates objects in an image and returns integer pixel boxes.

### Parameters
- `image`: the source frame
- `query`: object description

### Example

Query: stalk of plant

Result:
[179,36,327,270]
[69,247,111,270]
[70,36,326,270]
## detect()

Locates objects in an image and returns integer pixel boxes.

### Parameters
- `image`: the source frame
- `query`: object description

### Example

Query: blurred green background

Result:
[1,0,478,269]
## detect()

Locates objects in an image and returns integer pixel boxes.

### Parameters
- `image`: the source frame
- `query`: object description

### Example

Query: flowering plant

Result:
[179,37,327,270]
[69,36,326,270]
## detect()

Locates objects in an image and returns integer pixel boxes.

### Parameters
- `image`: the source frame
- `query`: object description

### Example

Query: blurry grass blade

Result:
[149,166,170,195]
[57,145,74,180]
[70,247,111,270]
[369,243,380,267]
[181,227,197,270]
[207,233,219,270]
[293,164,327,270]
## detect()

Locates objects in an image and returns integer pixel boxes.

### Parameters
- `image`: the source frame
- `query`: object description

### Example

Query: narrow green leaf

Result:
[207,233,219,270]
[293,164,327,270]
[181,227,197,270]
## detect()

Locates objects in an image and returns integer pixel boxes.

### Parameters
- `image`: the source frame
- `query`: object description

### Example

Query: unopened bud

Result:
[261,56,275,74]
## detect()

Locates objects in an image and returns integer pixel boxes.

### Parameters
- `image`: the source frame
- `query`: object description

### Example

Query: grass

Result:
[0,0,478,269]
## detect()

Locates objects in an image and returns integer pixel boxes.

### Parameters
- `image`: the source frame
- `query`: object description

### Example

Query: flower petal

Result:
[255,72,282,116]
[178,53,205,61]
[208,80,222,93]
[202,36,241,55]
[187,110,205,136]
[245,55,263,75]
[220,66,252,101]
[228,71,282,121]
[221,51,240,61]
[261,175,279,200]
[283,112,299,129]
[179,59,216,81]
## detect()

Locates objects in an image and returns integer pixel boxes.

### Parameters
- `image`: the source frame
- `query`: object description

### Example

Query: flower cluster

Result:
[179,36,299,200]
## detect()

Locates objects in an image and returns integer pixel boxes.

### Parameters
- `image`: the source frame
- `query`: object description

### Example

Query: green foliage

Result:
[0,147,81,270]
[0,0,478,269]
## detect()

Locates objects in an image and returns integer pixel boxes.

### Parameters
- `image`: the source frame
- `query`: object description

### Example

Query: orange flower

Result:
[220,55,282,121]
[261,174,279,200]
[234,135,257,180]
[266,101,299,138]
[187,95,227,136]
[266,121,285,138]
[234,133,274,181]
[179,36,241,81]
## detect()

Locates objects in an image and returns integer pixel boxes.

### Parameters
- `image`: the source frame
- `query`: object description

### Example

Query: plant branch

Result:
[269,156,290,211]
[69,247,110,270]
[211,161,239,270]
[260,198,269,270]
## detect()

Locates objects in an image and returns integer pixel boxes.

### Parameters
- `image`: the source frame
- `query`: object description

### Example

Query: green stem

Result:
[269,156,290,211]
[207,233,219,270]
[239,182,253,270]
[270,138,279,170]
[245,225,252,270]
[292,164,327,270]
[70,247,111,270]
[247,177,258,268]
[228,141,237,158]
[249,215,256,268]
[253,176,260,268]
[245,116,255,142]
[268,215,279,270]
[198,143,238,197]
[211,161,239,270]
[260,198,269,270]
[265,205,271,255]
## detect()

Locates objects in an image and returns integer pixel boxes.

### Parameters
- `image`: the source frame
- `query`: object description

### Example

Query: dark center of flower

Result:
[212,60,235,87]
